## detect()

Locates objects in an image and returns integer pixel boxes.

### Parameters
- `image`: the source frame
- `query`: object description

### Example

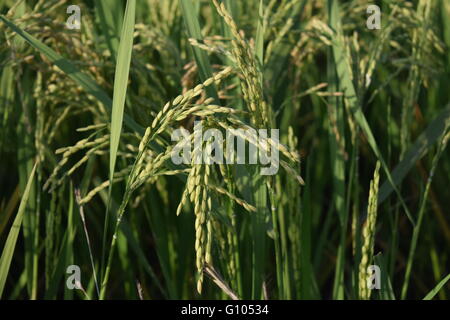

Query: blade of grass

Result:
[17,76,38,299]
[0,162,36,298]
[63,185,75,299]
[0,184,19,236]
[423,274,450,300]
[108,0,136,188]
[250,0,268,300]
[328,0,347,300]
[401,130,449,299]
[101,0,136,300]
[75,189,100,298]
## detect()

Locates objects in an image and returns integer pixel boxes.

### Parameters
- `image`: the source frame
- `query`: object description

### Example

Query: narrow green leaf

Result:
[101,0,136,294]
[0,162,37,298]
[109,0,136,184]
[328,0,347,300]
[423,274,450,300]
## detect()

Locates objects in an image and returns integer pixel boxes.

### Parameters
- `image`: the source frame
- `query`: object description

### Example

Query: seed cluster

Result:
[359,162,381,300]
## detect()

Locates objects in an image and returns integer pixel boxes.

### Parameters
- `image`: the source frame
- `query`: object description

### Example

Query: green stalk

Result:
[401,131,449,299]
[102,0,136,286]
[327,0,347,300]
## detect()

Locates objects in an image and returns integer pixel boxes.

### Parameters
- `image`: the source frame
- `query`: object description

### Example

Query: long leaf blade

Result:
[109,0,136,183]
[423,274,450,300]
[0,163,37,298]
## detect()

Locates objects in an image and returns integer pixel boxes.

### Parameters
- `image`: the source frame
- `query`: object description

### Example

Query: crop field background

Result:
[0,0,449,300]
